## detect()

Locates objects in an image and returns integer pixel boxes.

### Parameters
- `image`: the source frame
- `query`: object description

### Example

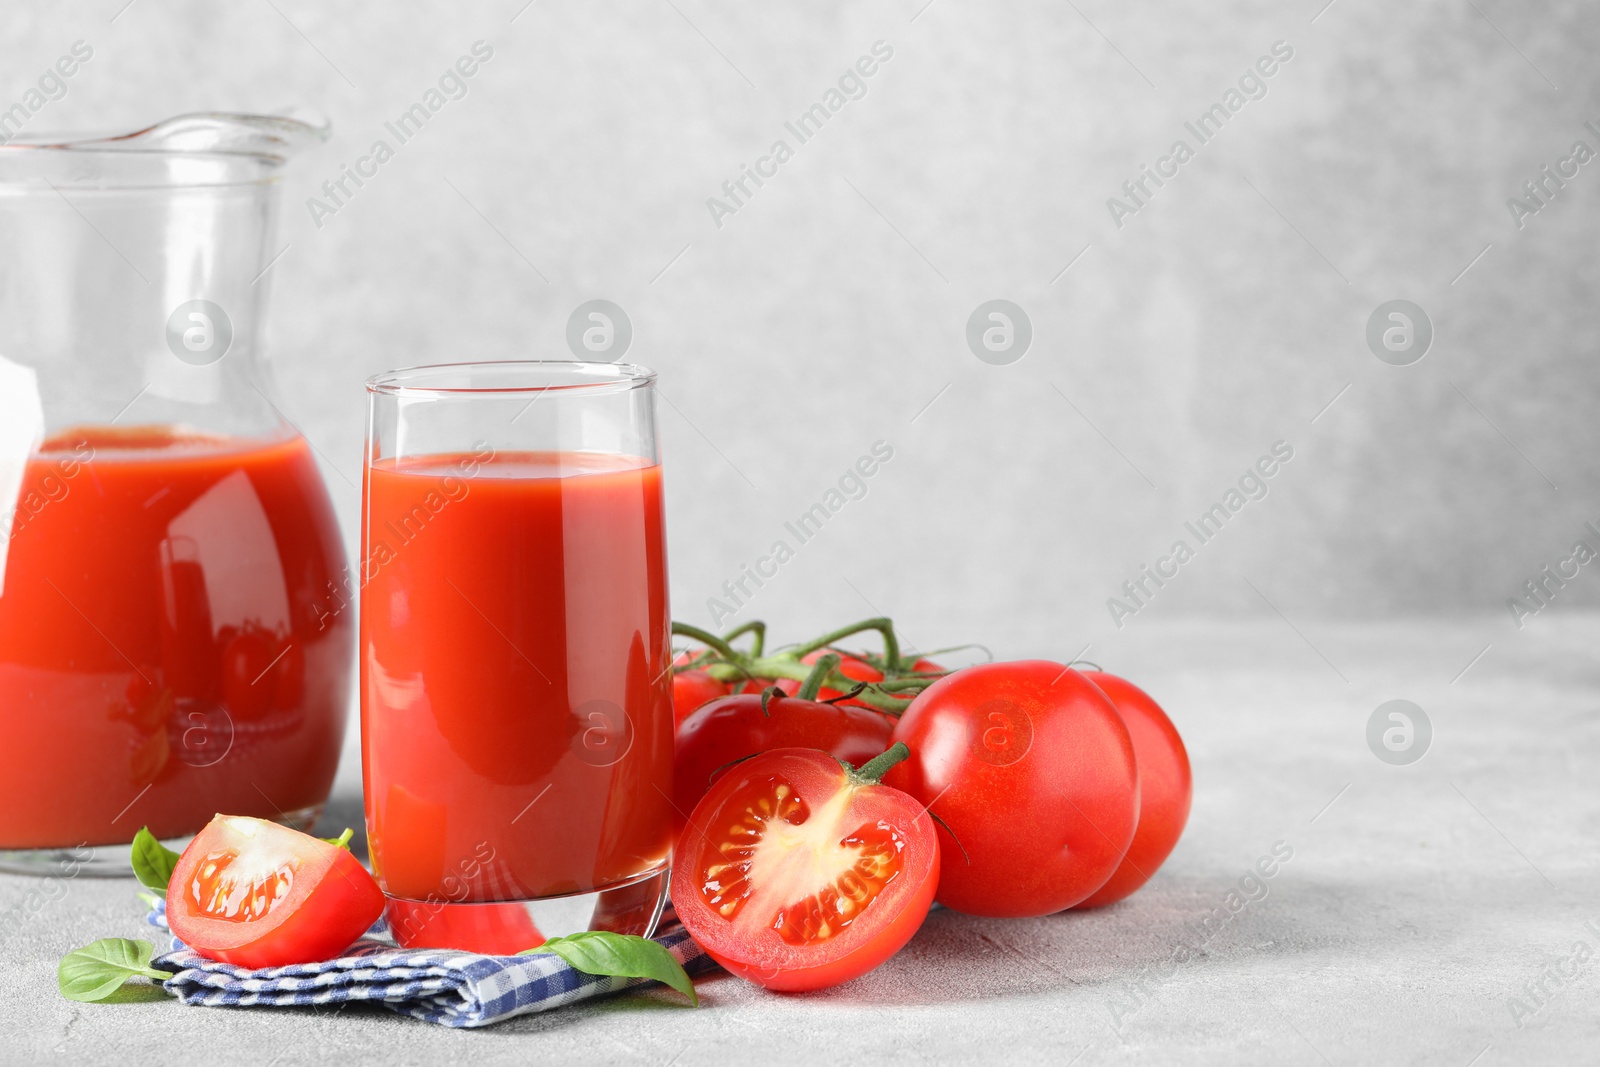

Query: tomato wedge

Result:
[167,815,385,968]
[670,745,939,992]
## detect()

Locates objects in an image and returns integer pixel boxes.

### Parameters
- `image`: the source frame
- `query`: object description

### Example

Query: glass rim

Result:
[365,360,657,398]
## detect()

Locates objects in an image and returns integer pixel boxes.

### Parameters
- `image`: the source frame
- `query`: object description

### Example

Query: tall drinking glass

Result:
[361,361,673,950]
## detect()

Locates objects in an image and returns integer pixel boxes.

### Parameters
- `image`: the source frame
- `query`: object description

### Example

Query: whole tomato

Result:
[672,690,894,833]
[884,660,1138,917]
[1073,671,1190,909]
[672,652,731,727]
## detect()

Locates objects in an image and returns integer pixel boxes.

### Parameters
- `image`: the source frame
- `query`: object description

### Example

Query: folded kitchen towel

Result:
[144,899,717,1028]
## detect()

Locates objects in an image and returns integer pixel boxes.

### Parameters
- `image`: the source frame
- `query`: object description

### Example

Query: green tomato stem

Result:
[671,621,744,662]
[853,742,910,784]
[722,620,766,657]
[797,653,840,701]
[790,617,902,672]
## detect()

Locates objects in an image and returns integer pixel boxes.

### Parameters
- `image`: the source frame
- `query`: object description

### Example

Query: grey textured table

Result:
[4,617,1596,1065]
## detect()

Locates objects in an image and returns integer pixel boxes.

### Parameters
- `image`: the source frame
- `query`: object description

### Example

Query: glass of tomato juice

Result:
[361,361,674,948]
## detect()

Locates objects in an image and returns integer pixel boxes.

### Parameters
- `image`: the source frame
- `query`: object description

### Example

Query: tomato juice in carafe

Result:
[0,113,352,872]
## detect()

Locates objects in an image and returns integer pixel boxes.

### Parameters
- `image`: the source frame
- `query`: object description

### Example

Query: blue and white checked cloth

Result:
[145,900,717,1028]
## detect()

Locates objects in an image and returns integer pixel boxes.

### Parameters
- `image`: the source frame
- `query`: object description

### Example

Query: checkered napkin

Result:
[144,899,717,1028]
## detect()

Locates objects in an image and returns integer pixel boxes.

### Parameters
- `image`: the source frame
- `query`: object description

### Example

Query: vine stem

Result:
[790,617,902,672]
[798,654,840,702]
[670,621,743,662]
[722,619,766,656]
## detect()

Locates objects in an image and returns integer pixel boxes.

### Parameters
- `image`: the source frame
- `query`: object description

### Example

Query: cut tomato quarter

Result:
[167,815,385,968]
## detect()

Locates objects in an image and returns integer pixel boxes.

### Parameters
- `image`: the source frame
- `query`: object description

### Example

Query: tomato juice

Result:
[360,450,672,903]
[0,427,352,848]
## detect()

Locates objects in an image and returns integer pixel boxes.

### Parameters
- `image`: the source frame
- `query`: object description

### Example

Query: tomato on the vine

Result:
[671,745,939,992]
[673,691,893,832]
[746,650,944,708]
[884,661,1138,917]
[167,815,384,968]
[672,652,731,727]
[1073,671,1191,909]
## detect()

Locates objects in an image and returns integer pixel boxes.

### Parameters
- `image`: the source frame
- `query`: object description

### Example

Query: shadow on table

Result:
[788,868,1387,1007]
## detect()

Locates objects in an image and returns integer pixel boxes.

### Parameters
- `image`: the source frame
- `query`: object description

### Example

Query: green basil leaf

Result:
[519,931,697,1006]
[58,938,172,1003]
[130,826,181,893]
[320,828,354,850]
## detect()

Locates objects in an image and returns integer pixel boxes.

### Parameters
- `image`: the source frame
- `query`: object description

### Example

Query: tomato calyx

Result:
[845,740,911,785]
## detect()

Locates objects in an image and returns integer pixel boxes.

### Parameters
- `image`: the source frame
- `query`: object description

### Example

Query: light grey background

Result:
[5,3,1600,1063]
[8,0,1598,663]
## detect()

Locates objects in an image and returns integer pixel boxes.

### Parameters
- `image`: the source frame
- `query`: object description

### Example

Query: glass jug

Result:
[0,113,352,873]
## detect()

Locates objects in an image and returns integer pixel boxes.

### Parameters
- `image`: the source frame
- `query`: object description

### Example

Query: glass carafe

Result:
[0,112,352,873]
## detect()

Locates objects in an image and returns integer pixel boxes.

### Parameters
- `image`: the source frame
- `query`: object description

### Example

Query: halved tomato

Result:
[670,746,939,992]
[167,815,385,968]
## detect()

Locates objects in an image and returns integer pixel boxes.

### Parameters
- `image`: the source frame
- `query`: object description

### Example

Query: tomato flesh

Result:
[672,748,938,992]
[167,815,385,968]
[189,846,298,922]
[701,774,907,947]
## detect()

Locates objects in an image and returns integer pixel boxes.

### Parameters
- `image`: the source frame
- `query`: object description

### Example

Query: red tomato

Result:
[220,629,275,722]
[167,815,385,968]
[385,899,545,955]
[671,746,939,992]
[673,667,731,727]
[1073,671,1191,909]
[673,692,894,832]
[884,661,1138,917]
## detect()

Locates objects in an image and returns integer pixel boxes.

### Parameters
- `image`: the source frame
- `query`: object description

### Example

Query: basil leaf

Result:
[320,828,354,850]
[130,827,181,893]
[58,938,172,1003]
[519,931,698,1005]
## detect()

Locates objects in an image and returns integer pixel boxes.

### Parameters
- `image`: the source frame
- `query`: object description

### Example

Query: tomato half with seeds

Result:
[670,746,939,992]
[167,815,385,968]
[1072,671,1191,909]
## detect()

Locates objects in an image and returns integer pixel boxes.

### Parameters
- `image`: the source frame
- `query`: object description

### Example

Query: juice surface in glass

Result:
[361,450,672,903]
[0,426,353,847]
